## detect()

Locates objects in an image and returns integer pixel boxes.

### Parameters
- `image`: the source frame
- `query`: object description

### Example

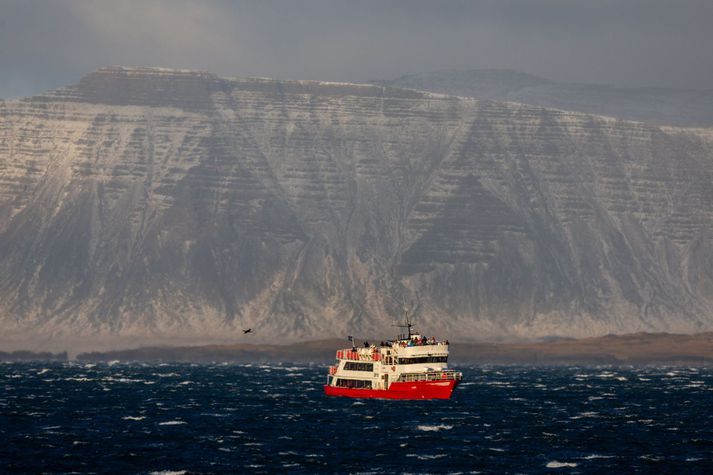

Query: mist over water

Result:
[1,363,712,473]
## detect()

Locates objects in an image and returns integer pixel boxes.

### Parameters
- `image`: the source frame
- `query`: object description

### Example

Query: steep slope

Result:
[1,66,713,347]
[375,69,713,127]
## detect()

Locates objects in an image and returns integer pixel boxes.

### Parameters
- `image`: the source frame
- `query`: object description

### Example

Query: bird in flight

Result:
[243,328,252,334]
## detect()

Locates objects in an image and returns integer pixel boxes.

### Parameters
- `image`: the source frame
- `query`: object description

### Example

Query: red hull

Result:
[324,380,458,400]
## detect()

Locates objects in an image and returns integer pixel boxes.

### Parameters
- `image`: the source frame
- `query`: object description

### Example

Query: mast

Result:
[393,298,416,340]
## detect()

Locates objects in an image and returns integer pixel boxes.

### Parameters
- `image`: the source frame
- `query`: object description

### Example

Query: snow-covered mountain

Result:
[1,66,713,348]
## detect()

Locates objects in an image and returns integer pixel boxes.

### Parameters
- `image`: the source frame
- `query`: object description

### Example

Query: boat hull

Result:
[324,380,458,400]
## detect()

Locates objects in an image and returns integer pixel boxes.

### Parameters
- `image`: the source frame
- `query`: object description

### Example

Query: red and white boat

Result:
[324,320,462,400]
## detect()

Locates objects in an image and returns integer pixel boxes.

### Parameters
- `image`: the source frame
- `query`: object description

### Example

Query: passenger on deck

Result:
[364,341,369,348]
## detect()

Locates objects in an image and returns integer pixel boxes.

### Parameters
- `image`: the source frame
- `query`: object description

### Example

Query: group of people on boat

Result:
[403,335,439,347]
[352,336,449,350]
[379,336,447,347]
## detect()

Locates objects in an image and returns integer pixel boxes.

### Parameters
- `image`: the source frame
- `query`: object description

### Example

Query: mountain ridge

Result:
[374,69,713,127]
[1,66,713,348]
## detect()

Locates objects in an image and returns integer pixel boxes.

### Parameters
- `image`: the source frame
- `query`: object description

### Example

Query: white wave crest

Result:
[416,424,453,432]
[546,461,578,468]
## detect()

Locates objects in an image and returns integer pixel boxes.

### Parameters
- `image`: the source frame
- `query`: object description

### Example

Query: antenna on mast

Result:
[391,295,419,340]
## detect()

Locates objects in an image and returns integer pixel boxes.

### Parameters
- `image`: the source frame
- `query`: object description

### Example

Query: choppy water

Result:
[1,363,712,474]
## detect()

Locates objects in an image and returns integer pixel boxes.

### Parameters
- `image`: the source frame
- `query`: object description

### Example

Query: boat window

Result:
[344,362,374,371]
[397,356,448,364]
[397,371,457,382]
[335,378,372,389]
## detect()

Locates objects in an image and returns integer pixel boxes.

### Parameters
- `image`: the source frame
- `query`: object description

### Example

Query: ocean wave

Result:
[158,420,187,426]
[570,411,601,420]
[546,461,578,468]
[406,453,447,460]
[282,366,304,371]
[103,377,144,383]
[416,424,453,432]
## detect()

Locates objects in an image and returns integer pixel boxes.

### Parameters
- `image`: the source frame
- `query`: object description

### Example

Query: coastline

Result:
[3,332,712,365]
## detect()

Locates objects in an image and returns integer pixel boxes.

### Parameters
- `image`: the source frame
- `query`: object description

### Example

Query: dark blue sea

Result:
[1,362,712,474]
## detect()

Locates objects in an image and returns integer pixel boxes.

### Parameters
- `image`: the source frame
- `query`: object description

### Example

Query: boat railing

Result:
[336,349,381,361]
[397,371,462,382]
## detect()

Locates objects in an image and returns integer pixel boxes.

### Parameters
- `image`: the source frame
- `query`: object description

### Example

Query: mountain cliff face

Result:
[1,66,713,346]
[375,69,713,127]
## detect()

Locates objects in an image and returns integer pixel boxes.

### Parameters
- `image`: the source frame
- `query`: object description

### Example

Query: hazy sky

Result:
[2,0,712,98]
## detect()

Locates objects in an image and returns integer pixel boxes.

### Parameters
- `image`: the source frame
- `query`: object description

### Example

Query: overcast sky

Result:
[1,0,712,99]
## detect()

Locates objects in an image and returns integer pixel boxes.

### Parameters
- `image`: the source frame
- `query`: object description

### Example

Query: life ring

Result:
[391,366,396,372]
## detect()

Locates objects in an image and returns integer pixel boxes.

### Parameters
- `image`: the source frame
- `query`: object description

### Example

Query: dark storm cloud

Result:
[1,0,712,98]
